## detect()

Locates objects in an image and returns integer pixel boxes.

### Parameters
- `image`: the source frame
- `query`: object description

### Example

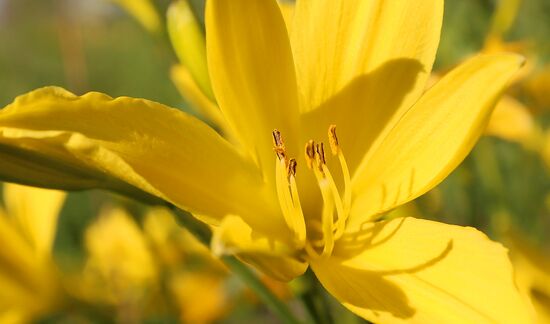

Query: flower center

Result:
[272,125,351,259]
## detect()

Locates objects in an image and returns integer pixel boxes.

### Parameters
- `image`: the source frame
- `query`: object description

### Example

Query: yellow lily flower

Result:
[0,0,532,322]
[0,183,65,322]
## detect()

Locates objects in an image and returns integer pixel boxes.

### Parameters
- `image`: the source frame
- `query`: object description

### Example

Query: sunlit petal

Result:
[312,217,533,323]
[296,0,443,173]
[0,87,286,237]
[206,0,300,181]
[293,0,442,113]
[350,54,524,224]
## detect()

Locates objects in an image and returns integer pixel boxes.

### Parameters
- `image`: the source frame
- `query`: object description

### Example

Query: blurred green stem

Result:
[169,205,302,324]
[223,256,302,324]
[302,269,334,324]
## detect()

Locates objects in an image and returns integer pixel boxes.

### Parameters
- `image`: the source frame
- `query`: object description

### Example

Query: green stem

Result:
[223,256,302,324]
[168,205,302,324]
[301,269,333,324]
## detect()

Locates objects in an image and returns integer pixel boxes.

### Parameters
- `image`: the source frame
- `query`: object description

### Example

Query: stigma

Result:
[272,125,352,259]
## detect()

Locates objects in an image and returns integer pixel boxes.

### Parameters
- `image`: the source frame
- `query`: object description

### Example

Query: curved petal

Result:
[0,87,286,238]
[212,216,307,281]
[312,217,534,323]
[485,95,535,144]
[296,0,443,173]
[3,183,65,257]
[170,64,226,130]
[206,0,300,180]
[349,54,524,225]
[167,0,214,100]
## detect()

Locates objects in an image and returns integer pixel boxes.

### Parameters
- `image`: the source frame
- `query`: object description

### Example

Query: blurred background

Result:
[0,0,550,323]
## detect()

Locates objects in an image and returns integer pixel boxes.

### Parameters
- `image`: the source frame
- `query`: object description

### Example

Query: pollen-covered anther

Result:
[328,124,339,155]
[305,140,316,169]
[287,158,297,179]
[272,129,286,161]
[315,143,326,174]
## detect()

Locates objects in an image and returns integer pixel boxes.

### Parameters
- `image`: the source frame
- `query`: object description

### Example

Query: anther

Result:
[272,129,286,161]
[305,140,315,169]
[328,124,339,155]
[287,158,297,178]
[315,143,326,172]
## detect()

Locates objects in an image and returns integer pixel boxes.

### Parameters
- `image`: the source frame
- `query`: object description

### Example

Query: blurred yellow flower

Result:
[79,206,231,323]
[0,184,65,322]
[81,207,159,309]
[144,208,231,324]
[0,0,531,322]
[170,272,228,324]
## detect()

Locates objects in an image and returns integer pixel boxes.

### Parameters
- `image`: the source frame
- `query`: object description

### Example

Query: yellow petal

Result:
[312,217,534,323]
[206,0,300,180]
[293,0,442,113]
[167,0,214,100]
[0,210,60,316]
[350,54,524,224]
[170,64,225,129]
[297,0,443,173]
[278,1,294,33]
[485,95,535,144]
[0,87,286,238]
[109,0,161,34]
[3,183,65,258]
[212,216,307,282]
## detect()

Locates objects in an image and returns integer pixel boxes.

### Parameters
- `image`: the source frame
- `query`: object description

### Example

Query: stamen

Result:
[275,157,305,246]
[328,124,339,155]
[309,149,337,257]
[318,177,335,257]
[288,171,306,245]
[272,129,286,162]
[272,130,306,247]
[315,143,326,166]
[305,140,315,169]
[314,143,326,175]
[326,125,352,239]
[287,158,297,179]
[321,165,346,237]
